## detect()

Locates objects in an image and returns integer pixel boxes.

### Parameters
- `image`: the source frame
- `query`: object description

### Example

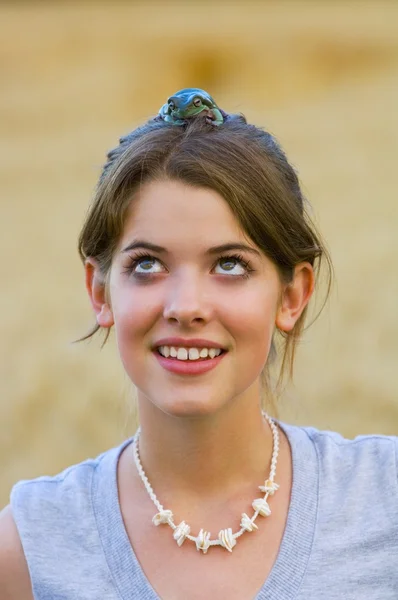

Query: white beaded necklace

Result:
[132,412,280,554]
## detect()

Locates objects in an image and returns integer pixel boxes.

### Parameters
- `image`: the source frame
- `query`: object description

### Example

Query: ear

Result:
[84,258,114,328]
[275,262,315,332]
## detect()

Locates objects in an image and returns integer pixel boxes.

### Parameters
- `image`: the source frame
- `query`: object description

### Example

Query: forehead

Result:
[119,179,250,249]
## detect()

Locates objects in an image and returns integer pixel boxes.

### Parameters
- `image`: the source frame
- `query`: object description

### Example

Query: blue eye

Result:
[122,253,163,277]
[214,255,251,276]
[134,256,162,273]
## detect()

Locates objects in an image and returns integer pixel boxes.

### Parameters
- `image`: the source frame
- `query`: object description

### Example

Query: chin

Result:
[136,382,231,421]
[154,396,225,420]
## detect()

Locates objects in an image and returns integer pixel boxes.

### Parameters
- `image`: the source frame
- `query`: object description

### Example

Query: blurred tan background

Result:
[1,1,397,506]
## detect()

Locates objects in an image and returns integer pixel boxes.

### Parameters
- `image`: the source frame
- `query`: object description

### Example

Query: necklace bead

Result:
[173,521,190,546]
[132,411,279,554]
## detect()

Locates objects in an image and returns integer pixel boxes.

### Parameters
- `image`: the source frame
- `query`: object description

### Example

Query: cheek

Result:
[222,286,279,358]
[110,284,159,354]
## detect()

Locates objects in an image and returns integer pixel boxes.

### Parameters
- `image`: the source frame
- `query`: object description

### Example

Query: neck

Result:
[135,390,274,500]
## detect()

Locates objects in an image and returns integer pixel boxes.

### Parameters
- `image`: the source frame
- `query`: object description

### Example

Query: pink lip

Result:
[153,337,226,350]
[153,348,227,376]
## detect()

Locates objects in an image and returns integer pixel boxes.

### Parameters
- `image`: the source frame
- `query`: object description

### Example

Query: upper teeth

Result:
[158,347,223,360]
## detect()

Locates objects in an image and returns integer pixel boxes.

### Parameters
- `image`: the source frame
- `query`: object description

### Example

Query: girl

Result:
[1,89,397,600]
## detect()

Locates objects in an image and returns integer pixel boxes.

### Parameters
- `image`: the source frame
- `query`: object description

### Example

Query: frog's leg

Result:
[206,108,224,126]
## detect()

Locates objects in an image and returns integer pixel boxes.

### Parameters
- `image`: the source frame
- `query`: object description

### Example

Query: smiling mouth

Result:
[155,346,227,363]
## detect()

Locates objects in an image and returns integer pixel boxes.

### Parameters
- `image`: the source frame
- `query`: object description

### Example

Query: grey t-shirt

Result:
[10,422,398,599]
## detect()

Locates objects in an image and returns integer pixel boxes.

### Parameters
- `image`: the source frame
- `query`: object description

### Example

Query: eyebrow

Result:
[121,240,261,257]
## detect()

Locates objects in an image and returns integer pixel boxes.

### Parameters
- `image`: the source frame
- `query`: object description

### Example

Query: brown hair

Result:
[78,113,332,405]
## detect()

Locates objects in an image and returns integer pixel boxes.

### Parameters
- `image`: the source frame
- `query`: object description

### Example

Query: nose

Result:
[162,272,212,327]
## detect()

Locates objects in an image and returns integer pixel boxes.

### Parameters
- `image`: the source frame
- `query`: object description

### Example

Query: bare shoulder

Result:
[0,505,34,600]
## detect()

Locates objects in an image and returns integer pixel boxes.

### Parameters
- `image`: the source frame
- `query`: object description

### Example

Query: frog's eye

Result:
[169,101,175,109]
[193,98,202,107]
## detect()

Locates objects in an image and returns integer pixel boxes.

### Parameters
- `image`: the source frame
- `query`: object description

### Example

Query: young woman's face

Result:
[107,179,284,418]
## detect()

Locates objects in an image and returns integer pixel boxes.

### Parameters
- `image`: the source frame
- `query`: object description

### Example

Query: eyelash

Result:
[123,251,255,280]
